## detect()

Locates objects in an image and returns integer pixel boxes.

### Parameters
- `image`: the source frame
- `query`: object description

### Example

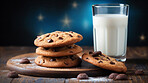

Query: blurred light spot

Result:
[38,14,44,21]
[140,34,146,41]
[38,30,44,35]
[83,20,89,29]
[61,14,71,27]
[72,1,78,8]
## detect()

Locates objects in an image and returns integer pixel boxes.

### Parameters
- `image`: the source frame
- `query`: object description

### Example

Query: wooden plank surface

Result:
[0,46,148,83]
[6,53,112,77]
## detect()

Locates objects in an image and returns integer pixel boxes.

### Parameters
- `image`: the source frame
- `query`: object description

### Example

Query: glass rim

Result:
[92,3,129,7]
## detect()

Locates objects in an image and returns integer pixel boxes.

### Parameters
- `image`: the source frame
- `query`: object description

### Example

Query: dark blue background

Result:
[1,0,148,46]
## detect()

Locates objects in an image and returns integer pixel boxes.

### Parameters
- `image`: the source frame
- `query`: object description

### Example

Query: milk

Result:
[93,14,128,56]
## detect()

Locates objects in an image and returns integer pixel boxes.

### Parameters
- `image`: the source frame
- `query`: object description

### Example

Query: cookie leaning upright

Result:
[82,51,127,72]
[34,31,83,47]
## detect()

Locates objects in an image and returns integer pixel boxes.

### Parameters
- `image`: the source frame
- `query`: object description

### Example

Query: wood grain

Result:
[0,46,148,83]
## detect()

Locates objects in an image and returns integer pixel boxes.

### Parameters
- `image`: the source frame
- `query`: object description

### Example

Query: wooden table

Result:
[0,46,148,83]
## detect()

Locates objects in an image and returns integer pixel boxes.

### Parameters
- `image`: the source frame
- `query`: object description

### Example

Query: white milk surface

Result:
[93,14,128,56]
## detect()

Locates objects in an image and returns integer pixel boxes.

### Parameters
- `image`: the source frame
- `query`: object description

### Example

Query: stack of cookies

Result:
[34,31,83,67]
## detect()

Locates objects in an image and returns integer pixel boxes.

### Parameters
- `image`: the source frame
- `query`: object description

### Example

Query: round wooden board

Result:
[6,53,112,77]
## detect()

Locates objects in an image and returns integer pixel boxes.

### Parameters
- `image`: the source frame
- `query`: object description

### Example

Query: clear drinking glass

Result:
[92,4,129,62]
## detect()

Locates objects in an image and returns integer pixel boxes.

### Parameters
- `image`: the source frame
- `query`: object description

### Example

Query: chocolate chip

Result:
[7,71,19,78]
[94,57,99,60]
[92,51,102,57]
[100,54,105,57]
[98,60,103,63]
[92,54,98,57]
[52,49,58,52]
[135,69,144,75]
[77,73,89,79]
[69,51,73,53]
[47,39,53,43]
[101,58,105,60]
[44,47,50,50]
[46,34,50,37]
[97,51,102,55]
[109,73,118,79]
[86,58,88,59]
[69,34,73,37]
[50,58,56,61]
[56,34,58,37]
[63,56,68,59]
[64,62,68,65]
[70,55,75,61]
[110,61,115,65]
[82,53,87,56]
[20,58,30,64]
[107,57,110,60]
[89,51,93,54]
[69,31,73,33]
[115,74,128,80]
[67,46,73,49]
[38,37,42,40]
[58,37,63,39]
[43,60,45,63]
[103,58,108,61]
[39,60,42,64]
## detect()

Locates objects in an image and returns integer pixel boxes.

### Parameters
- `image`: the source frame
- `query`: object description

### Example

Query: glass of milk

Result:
[92,4,129,62]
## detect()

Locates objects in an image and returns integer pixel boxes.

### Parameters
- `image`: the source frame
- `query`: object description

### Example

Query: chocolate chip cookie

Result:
[82,51,127,72]
[36,44,83,57]
[35,55,82,67]
[34,31,83,47]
